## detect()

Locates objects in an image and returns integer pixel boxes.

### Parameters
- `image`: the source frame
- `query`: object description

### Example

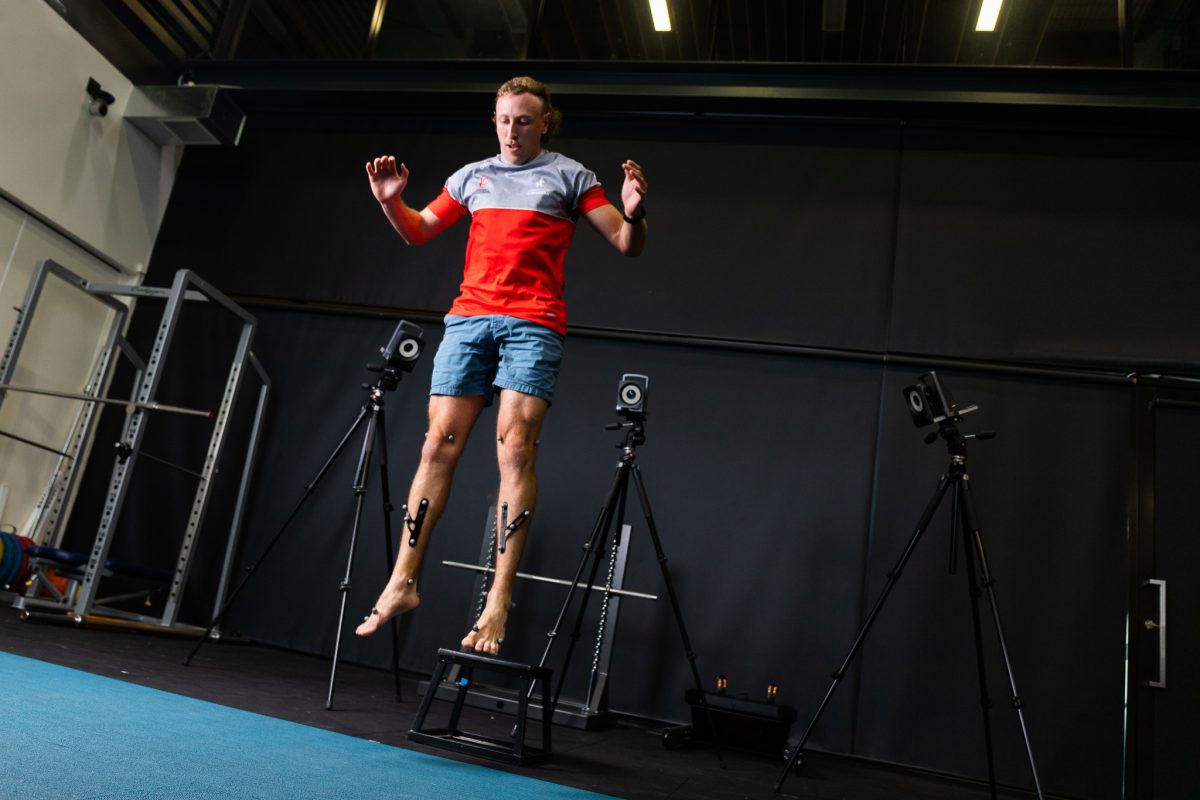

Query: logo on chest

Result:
[526,176,557,199]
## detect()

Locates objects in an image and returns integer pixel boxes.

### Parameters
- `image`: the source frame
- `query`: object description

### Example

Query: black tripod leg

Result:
[958,477,1046,800]
[526,460,626,720]
[184,405,370,666]
[550,464,627,714]
[775,473,954,792]
[629,465,725,765]
[327,404,380,710]
[374,406,403,702]
[955,479,999,800]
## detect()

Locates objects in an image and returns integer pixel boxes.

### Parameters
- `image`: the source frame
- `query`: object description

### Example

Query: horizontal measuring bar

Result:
[0,428,73,458]
[137,450,207,480]
[442,560,657,601]
[0,383,211,418]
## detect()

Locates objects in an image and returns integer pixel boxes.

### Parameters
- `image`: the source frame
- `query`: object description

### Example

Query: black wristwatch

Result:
[621,206,646,225]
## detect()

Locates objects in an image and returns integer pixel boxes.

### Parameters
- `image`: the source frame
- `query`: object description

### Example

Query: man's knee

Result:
[421,428,466,468]
[496,432,537,475]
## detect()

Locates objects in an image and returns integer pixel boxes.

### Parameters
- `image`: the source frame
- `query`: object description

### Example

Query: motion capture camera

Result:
[381,319,423,369]
[86,77,115,117]
[367,319,424,391]
[902,371,976,428]
[616,373,648,420]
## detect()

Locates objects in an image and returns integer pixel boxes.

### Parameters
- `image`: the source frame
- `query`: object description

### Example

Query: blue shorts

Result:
[430,314,565,405]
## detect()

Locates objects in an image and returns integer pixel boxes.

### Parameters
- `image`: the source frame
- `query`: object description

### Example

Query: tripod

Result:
[775,413,1044,799]
[184,380,406,710]
[525,416,724,762]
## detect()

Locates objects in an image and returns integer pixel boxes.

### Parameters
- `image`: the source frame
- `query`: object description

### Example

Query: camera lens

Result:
[907,390,924,414]
[621,384,642,405]
[397,338,421,361]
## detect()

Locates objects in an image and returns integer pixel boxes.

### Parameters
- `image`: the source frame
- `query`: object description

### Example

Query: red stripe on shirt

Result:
[448,208,577,335]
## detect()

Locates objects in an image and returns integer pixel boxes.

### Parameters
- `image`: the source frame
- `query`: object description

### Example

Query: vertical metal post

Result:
[585,522,633,713]
[210,353,270,621]
[72,270,191,618]
[163,314,254,625]
[29,306,132,547]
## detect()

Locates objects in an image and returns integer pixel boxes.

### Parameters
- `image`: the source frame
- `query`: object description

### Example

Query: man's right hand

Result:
[366,155,409,204]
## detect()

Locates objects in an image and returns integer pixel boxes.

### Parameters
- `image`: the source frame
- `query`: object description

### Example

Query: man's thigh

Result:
[493,317,564,405]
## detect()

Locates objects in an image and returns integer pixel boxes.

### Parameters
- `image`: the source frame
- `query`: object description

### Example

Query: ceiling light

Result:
[649,0,671,32]
[975,0,1002,32]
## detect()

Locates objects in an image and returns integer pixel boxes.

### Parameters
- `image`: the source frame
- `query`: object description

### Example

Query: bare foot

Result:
[355,580,420,636]
[461,590,510,655]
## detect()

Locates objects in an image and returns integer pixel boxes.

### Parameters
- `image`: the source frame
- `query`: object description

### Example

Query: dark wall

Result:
[156,114,901,349]
[119,101,1200,800]
[891,130,1200,370]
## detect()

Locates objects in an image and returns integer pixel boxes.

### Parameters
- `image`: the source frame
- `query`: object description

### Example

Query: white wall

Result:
[0,0,180,541]
[0,0,177,271]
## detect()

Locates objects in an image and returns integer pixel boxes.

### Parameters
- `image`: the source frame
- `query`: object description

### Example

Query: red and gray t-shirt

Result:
[426,150,610,335]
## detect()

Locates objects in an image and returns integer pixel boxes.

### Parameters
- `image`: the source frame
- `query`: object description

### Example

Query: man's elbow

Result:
[619,233,646,257]
[398,226,432,246]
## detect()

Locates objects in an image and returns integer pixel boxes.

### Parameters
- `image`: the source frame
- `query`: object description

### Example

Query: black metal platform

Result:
[408,647,554,766]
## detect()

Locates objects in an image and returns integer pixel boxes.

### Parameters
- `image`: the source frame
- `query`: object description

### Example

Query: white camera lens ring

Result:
[397,338,421,361]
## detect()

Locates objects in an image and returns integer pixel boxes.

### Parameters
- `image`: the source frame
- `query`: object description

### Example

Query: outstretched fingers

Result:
[366,155,406,179]
[622,159,647,195]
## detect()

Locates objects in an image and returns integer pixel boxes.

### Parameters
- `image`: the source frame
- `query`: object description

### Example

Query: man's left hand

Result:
[620,160,647,217]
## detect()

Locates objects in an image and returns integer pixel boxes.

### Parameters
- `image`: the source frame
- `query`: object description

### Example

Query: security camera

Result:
[86,77,115,117]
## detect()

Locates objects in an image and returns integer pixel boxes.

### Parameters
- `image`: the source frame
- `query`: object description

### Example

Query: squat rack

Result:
[4,259,270,633]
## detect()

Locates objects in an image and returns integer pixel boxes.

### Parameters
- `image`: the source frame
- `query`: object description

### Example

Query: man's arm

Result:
[584,159,648,257]
[366,155,454,245]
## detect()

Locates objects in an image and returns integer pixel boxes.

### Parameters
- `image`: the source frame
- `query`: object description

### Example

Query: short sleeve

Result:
[426,187,469,225]
[577,184,609,214]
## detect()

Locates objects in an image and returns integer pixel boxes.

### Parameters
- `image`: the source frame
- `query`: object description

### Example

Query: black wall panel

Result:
[153,114,900,351]
[890,130,1200,371]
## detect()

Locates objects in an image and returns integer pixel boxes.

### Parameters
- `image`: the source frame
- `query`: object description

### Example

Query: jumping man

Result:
[355,76,648,655]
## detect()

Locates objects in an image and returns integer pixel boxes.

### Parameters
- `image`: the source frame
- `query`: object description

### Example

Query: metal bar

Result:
[0,429,73,458]
[1144,579,1166,688]
[0,260,130,395]
[211,355,270,621]
[586,522,634,712]
[442,560,657,601]
[1153,398,1200,411]
[0,383,211,418]
[175,269,257,325]
[136,450,207,480]
[74,269,193,618]
[1119,0,1133,68]
[163,307,256,625]
[228,296,1156,388]
[85,282,209,302]
[36,300,133,547]
[1,260,134,548]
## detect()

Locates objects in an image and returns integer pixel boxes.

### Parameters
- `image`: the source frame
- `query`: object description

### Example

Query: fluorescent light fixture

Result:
[649,0,671,32]
[975,0,1002,31]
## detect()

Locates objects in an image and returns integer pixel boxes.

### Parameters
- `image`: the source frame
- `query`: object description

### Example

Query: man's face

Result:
[495,92,548,165]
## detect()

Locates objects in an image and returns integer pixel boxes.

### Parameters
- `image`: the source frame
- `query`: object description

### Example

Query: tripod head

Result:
[902,372,995,457]
[605,373,649,450]
[604,419,646,449]
[365,320,424,393]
